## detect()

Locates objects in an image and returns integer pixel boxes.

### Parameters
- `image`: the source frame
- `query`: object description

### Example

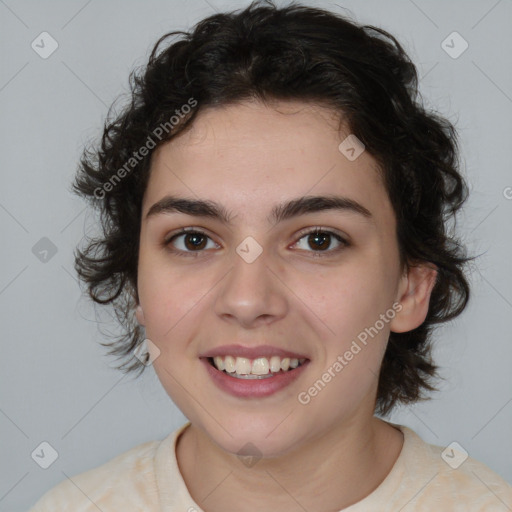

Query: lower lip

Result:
[201,358,310,398]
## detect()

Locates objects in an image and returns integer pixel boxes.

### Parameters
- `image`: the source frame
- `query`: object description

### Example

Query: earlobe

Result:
[390,263,438,333]
[135,304,146,326]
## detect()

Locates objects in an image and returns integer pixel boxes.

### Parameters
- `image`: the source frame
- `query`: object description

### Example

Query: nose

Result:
[213,247,288,329]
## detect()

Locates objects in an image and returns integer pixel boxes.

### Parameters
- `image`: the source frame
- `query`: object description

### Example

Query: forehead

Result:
[143,100,393,229]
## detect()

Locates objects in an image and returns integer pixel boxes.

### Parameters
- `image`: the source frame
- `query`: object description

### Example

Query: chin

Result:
[219,432,299,459]
[200,413,305,458]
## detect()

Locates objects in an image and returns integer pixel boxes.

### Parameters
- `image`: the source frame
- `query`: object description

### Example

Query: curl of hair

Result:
[73,0,475,414]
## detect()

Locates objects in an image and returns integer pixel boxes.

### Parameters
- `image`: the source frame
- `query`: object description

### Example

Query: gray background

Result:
[1,0,511,510]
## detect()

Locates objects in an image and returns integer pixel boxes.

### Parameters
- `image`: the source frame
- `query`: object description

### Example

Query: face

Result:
[136,99,413,457]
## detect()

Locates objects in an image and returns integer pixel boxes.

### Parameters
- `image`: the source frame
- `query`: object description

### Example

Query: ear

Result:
[135,304,146,326]
[390,262,438,333]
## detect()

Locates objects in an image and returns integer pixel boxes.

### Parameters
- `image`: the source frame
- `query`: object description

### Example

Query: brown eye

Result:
[293,228,348,255]
[165,229,218,256]
[182,232,208,251]
[307,232,331,251]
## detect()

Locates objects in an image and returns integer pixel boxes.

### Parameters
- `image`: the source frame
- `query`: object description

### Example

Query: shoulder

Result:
[27,437,165,512]
[397,425,512,511]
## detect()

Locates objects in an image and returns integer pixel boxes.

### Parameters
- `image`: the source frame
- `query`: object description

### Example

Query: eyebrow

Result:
[145,194,373,225]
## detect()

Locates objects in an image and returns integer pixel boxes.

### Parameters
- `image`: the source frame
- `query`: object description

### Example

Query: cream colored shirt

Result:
[28,421,512,511]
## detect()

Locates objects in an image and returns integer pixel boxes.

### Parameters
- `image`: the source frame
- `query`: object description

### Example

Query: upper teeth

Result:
[212,355,306,375]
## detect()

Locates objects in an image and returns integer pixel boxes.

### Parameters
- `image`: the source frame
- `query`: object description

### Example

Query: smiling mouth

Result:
[206,356,308,379]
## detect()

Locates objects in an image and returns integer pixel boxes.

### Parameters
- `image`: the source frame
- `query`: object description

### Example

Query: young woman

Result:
[29,1,512,510]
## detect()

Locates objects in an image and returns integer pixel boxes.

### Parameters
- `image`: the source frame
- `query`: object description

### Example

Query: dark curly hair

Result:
[72,0,475,416]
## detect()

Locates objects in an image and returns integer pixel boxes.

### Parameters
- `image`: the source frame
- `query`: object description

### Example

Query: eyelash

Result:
[163,226,349,258]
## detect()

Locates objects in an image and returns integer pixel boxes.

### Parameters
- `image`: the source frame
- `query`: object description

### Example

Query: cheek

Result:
[308,280,391,403]
[136,258,186,339]
[137,258,217,360]
[305,260,396,398]
[313,261,393,338]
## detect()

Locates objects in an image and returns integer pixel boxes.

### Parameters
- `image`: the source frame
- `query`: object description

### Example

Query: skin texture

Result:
[135,99,437,511]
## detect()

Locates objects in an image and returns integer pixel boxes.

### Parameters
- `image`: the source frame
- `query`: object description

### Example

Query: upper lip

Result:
[200,344,309,360]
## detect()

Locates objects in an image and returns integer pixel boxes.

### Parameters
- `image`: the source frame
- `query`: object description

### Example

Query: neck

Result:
[176,415,403,512]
